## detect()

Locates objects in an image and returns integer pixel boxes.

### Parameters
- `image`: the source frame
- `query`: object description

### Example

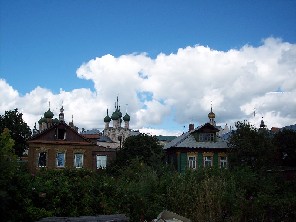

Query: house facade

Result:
[27,107,116,173]
[164,108,229,173]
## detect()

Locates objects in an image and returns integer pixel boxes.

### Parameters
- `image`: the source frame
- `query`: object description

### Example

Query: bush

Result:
[1,158,296,221]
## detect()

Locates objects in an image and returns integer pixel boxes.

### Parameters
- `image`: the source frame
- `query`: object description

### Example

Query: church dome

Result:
[111,111,119,120]
[38,117,42,124]
[208,110,215,119]
[44,109,54,119]
[104,114,111,122]
[117,110,122,118]
[53,118,59,124]
[123,113,130,121]
[38,117,47,124]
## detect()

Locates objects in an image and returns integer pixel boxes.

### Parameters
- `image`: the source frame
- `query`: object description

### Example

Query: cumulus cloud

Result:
[0,79,19,113]
[76,37,296,130]
[241,91,296,128]
[1,37,296,135]
[139,127,182,137]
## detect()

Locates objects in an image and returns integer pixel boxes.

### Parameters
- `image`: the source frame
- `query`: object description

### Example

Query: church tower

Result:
[104,109,111,129]
[208,105,216,126]
[38,102,54,131]
[123,113,130,129]
[59,106,64,122]
[102,96,132,148]
[260,117,266,129]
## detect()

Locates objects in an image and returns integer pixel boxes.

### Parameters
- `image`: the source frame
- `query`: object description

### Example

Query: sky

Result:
[1,0,296,136]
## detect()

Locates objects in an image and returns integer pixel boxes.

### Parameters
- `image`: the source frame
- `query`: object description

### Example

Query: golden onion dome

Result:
[208,107,215,119]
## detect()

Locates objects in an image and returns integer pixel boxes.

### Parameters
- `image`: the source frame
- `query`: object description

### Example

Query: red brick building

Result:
[27,107,116,173]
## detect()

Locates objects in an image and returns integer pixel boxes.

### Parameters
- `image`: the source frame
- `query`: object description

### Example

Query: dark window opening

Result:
[38,152,47,167]
[57,128,66,140]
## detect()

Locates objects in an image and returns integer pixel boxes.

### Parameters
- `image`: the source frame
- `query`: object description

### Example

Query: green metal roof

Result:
[104,115,111,122]
[44,108,54,118]
[123,113,130,121]
[111,111,119,120]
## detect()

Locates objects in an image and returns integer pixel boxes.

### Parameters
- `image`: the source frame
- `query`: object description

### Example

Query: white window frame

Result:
[56,152,65,168]
[96,155,107,169]
[220,156,228,168]
[204,156,212,167]
[74,153,84,168]
[188,156,197,169]
[38,152,47,167]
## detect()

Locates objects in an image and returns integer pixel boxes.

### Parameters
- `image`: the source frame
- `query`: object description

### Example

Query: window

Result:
[56,152,65,167]
[220,156,227,168]
[57,128,66,140]
[199,133,215,142]
[96,155,107,169]
[38,152,47,167]
[74,153,83,168]
[204,156,212,167]
[188,156,196,169]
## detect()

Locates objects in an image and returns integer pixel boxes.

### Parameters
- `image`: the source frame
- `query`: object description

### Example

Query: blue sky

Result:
[1,0,296,135]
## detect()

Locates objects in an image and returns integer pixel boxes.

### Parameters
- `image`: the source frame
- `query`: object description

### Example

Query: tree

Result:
[114,133,164,168]
[273,129,296,167]
[0,128,18,220]
[228,121,276,170]
[0,109,31,156]
[0,128,17,175]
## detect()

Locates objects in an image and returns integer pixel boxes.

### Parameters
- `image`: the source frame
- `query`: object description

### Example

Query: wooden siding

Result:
[27,122,116,173]
[198,152,203,168]
[171,150,227,173]
[213,152,219,167]
[179,152,187,173]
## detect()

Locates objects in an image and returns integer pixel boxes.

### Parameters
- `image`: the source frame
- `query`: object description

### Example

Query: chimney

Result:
[189,123,194,131]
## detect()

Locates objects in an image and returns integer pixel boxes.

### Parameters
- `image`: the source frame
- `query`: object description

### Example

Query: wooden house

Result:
[27,107,116,173]
[164,108,229,173]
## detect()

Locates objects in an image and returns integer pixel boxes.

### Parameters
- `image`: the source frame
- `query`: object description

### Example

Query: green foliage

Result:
[29,169,102,218]
[0,128,17,221]
[0,129,34,221]
[111,159,166,221]
[273,129,296,166]
[166,168,242,221]
[0,128,17,170]
[228,121,276,170]
[1,149,296,221]
[0,109,32,156]
[1,112,295,221]
[114,133,164,168]
[0,129,16,187]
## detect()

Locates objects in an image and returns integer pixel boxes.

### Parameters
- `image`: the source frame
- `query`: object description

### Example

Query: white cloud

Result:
[139,127,182,137]
[1,37,296,135]
[135,99,171,128]
[0,79,19,113]
[241,91,296,128]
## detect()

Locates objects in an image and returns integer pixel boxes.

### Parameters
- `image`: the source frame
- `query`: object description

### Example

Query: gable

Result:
[196,123,219,133]
[28,122,92,144]
[164,123,228,150]
[187,123,219,142]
